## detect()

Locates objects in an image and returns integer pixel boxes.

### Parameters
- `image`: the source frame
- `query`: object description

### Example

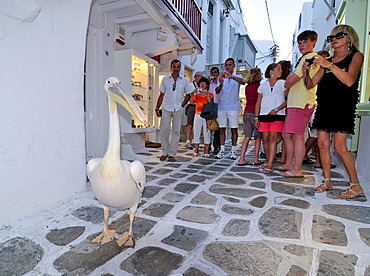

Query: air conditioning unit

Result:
[115,25,125,45]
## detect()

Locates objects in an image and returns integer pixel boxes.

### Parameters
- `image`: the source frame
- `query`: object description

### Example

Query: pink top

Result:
[244,83,260,113]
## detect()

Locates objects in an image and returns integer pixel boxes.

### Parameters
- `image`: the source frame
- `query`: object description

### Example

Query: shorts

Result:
[218,110,239,128]
[243,113,261,138]
[259,121,284,133]
[186,104,196,126]
[283,104,316,135]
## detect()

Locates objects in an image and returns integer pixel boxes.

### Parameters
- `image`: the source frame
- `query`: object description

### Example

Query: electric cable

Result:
[264,0,276,45]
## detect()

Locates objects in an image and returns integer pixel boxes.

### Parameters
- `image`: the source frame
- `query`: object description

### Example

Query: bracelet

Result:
[328,63,334,68]
[155,108,159,110]
[274,108,279,112]
[254,116,259,120]
[219,84,223,88]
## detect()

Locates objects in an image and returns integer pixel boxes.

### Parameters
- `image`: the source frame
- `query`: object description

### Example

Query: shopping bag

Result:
[200,99,218,120]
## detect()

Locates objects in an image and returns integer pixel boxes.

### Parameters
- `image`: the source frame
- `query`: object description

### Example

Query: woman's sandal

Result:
[340,183,365,199]
[192,152,199,157]
[273,165,288,171]
[261,164,273,173]
[204,153,210,158]
[313,178,332,193]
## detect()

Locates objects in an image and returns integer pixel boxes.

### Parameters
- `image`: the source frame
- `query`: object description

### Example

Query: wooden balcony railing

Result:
[155,0,202,50]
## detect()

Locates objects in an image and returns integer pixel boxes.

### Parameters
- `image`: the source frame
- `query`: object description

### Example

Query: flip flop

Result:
[237,162,249,166]
[314,164,337,169]
[252,161,264,166]
[302,158,315,164]
[262,167,273,173]
[279,171,304,178]
[273,165,288,171]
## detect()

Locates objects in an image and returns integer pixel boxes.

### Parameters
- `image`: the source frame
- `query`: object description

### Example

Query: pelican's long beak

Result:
[108,82,148,127]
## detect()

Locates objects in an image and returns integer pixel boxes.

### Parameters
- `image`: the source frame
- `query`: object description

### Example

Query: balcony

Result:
[96,0,203,55]
[155,0,202,48]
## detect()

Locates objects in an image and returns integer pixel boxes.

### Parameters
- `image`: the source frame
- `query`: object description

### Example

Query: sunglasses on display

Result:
[172,82,176,91]
[326,31,348,43]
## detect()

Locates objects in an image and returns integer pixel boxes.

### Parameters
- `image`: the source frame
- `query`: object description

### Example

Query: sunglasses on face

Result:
[172,82,176,91]
[326,31,348,43]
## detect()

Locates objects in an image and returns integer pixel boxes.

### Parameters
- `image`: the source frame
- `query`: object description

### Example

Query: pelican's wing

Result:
[128,160,146,193]
[86,158,102,180]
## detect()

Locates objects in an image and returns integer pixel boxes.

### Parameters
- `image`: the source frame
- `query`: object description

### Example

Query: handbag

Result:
[206,119,219,131]
[200,99,218,120]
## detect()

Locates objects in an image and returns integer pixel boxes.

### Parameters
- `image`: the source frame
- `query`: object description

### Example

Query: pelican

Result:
[86,77,147,247]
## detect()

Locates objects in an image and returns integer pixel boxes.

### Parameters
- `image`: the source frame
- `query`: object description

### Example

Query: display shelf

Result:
[115,49,159,133]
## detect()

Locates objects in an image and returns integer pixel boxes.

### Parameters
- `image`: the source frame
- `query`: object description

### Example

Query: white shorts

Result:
[218,110,239,128]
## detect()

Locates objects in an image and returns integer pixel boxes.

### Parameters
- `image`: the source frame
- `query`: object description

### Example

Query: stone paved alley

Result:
[1,142,370,276]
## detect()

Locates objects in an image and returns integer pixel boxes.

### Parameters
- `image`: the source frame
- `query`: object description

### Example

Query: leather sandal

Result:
[340,183,365,199]
[313,178,332,193]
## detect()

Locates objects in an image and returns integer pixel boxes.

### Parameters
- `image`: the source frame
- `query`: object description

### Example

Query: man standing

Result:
[215,58,246,159]
[185,71,203,149]
[155,59,192,162]
[279,30,319,177]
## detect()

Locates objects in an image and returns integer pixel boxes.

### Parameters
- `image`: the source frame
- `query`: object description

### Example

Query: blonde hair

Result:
[246,68,262,84]
[331,25,360,52]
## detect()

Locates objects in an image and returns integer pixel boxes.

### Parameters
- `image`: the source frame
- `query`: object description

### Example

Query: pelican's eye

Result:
[108,80,111,84]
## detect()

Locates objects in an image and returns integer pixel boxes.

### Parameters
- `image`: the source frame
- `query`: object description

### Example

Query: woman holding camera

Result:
[304,25,364,198]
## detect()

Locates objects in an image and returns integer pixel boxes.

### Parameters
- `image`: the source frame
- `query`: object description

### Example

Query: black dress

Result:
[312,52,360,134]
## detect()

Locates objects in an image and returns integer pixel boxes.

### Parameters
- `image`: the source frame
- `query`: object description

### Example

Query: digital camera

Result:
[305,57,315,66]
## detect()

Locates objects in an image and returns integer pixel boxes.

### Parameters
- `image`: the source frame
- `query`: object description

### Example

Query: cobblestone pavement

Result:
[1,142,370,276]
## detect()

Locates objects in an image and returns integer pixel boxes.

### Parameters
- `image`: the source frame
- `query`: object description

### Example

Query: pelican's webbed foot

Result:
[117,231,135,247]
[91,229,116,245]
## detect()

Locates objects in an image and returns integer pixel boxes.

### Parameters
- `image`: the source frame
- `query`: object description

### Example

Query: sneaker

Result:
[215,150,224,159]
[230,151,237,160]
[188,144,194,150]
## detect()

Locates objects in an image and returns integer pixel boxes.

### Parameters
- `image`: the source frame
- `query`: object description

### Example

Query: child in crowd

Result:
[238,68,263,166]
[278,30,320,178]
[192,77,214,157]
[254,63,287,173]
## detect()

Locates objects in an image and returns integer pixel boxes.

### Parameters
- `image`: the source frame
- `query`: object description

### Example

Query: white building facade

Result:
[0,0,255,223]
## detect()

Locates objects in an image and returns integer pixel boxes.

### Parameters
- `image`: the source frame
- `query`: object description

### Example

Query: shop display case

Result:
[115,49,159,133]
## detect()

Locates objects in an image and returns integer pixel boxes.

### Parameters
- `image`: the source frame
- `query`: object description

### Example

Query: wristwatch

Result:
[328,63,334,68]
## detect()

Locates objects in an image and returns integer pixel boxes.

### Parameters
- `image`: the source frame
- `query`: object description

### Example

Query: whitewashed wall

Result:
[0,0,92,224]
[311,0,337,52]
[291,2,313,66]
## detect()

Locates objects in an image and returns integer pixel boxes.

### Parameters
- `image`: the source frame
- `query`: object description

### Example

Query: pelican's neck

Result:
[104,99,121,161]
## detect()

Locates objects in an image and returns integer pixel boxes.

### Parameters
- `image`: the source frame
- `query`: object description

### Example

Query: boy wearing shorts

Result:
[279,30,320,177]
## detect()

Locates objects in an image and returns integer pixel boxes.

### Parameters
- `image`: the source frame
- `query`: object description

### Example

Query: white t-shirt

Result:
[258,79,286,115]
[159,75,192,112]
[209,81,220,103]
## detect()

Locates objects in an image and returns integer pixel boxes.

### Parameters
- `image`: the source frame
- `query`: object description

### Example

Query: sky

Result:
[240,0,310,61]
